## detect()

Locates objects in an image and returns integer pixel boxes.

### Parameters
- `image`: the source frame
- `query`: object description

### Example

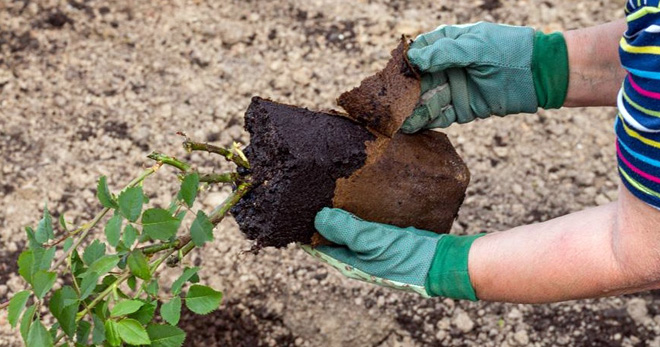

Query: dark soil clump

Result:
[232,97,470,248]
[231,97,375,248]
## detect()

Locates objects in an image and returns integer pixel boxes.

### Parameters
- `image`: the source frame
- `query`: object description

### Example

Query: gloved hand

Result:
[301,208,484,300]
[401,22,569,132]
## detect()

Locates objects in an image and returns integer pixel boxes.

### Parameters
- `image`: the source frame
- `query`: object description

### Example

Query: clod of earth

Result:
[337,38,420,138]
[231,98,469,248]
[231,39,469,249]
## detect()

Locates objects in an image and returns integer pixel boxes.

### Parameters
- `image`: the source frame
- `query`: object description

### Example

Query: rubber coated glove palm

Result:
[402,22,568,132]
[302,208,483,300]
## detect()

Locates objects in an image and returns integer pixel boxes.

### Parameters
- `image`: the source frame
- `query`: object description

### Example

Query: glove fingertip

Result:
[314,208,357,244]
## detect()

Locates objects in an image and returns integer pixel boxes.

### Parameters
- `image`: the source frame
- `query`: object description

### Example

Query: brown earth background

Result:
[1,0,659,346]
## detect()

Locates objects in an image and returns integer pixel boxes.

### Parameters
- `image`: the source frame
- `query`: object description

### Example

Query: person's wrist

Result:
[424,233,486,300]
[532,31,569,109]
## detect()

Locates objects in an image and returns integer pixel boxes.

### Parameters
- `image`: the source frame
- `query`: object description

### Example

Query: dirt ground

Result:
[1,0,659,346]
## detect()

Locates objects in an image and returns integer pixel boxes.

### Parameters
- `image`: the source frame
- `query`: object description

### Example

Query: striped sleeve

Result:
[617,0,660,209]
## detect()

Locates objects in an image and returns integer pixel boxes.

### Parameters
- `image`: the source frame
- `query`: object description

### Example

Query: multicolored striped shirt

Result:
[617,0,660,208]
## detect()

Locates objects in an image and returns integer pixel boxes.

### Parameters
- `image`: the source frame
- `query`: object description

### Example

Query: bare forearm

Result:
[563,19,627,107]
[468,187,660,303]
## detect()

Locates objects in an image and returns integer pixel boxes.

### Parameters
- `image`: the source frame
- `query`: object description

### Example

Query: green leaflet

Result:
[178,173,199,208]
[123,224,139,247]
[142,208,181,241]
[83,240,106,266]
[48,285,79,338]
[185,285,223,315]
[105,214,123,248]
[97,176,119,209]
[147,324,186,347]
[118,186,144,222]
[117,318,151,345]
[76,320,92,345]
[8,290,30,328]
[35,205,54,243]
[27,320,53,347]
[127,250,151,281]
[190,211,213,247]
[110,300,145,317]
[105,320,121,347]
[20,303,37,342]
[171,267,199,296]
[160,297,181,326]
[32,270,56,299]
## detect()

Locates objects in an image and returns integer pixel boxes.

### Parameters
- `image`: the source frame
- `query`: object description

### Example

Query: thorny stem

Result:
[199,172,240,183]
[183,139,250,169]
[140,235,191,255]
[147,152,191,172]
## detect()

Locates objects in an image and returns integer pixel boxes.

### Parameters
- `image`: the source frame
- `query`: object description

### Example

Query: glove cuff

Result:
[532,31,569,109]
[424,233,485,301]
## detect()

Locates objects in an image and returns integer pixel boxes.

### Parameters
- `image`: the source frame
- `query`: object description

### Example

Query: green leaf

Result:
[79,272,99,300]
[83,240,106,266]
[92,314,106,345]
[48,322,59,340]
[178,173,199,208]
[185,285,223,315]
[48,286,79,338]
[97,176,119,209]
[105,320,121,347]
[32,270,56,299]
[20,303,37,343]
[88,254,120,277]
[35,205,54,243]
[117,318,151,345]
[71,249,85,276]
[127,250,151,281]
[76,320,91,345]
[105,215,123,248]
[129,300,157,325]
[25,226,40,249]
[123,224,139,247]
[127,275,137,291]
[62,238,73,252]
[147,324,186,347]
[160,297,181,326]
[58,213,70,232]
[27,320,53,347]
[18,247,55,285]
[190,211,214,247]
[8,290,30,328]
[111,300,145,317]
[171,267,199,296]
[118,186,144,222]
[145,279,159,297]
[142,208,181,241]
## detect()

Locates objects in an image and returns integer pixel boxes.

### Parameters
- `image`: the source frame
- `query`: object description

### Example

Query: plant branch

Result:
[140,235,191,255]
[183,139,250,169]
[147,152,191,172]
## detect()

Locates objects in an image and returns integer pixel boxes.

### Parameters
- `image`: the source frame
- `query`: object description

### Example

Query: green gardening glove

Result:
[401,22,569,132]
[302,208,485,300]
